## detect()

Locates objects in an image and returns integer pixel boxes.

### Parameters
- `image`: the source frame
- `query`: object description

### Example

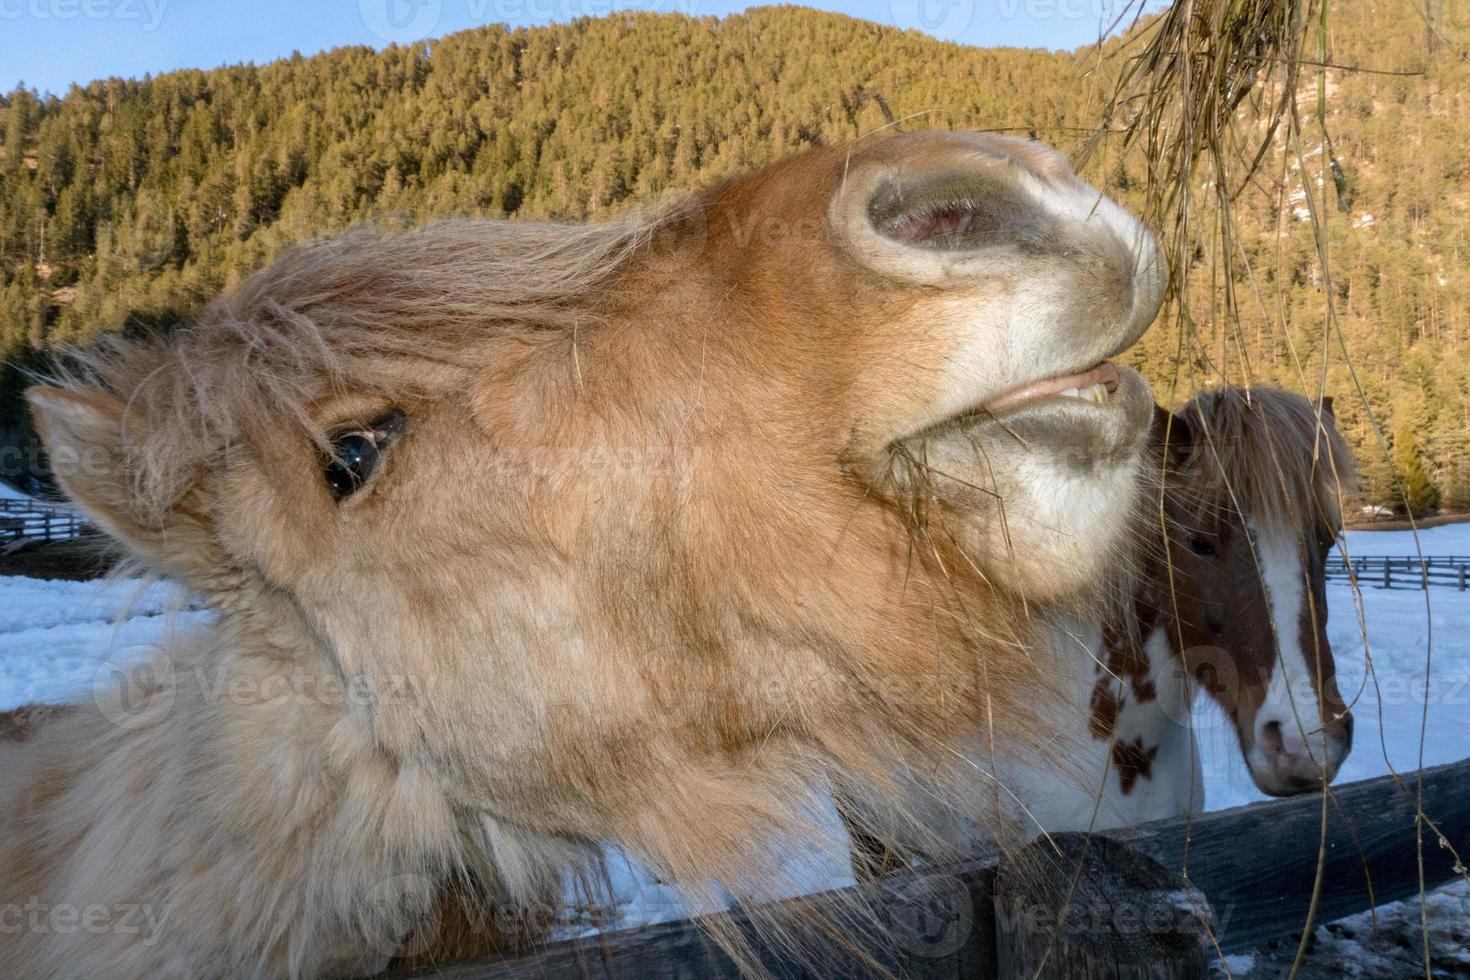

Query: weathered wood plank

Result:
[993,835,1213,979]
[387,862,998,980]
[1112,757,1470,952]
[391,757,1470,978]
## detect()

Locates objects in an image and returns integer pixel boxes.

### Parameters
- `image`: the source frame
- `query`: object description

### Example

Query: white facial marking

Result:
[1247,521,1322,768]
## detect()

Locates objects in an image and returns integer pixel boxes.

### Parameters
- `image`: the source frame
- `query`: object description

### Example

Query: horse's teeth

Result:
[1058,384,1110,404]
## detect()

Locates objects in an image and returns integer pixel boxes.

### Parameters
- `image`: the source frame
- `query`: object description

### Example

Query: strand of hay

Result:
[1082,0,1316,312]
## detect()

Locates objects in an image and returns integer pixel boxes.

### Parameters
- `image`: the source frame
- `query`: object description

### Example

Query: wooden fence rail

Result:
[1325,555,1470,590]
[391,757,1470,979]
[0,499,86,546]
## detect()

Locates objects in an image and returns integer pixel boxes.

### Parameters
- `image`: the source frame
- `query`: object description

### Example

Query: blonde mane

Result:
[50,210,679,521]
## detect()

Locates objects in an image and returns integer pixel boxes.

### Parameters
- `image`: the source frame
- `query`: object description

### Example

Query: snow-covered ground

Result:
[0,577,206,710]
[1214,878,1470,979]
[0,523,1465,944]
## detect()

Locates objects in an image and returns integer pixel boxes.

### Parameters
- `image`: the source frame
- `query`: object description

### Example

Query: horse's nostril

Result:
[1259,719,1285,754]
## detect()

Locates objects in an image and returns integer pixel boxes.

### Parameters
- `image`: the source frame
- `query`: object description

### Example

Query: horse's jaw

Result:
[879,363,1155,604]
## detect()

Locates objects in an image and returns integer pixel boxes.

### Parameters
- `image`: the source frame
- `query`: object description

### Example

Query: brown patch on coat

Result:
[1087,606,1160,742]
[1111,737,1160,795]
[1088,678,1123,740]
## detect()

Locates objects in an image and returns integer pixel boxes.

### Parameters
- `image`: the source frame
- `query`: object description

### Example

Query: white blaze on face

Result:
[1246,521,1323,769]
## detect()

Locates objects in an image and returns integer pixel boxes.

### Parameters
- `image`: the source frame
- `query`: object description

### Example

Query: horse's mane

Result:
[43,209,681,521]
[1176,386,1356,534]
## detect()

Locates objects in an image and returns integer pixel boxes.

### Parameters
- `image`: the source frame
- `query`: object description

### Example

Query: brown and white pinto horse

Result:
[1151,387,1354,799]
[841,386,1355,873]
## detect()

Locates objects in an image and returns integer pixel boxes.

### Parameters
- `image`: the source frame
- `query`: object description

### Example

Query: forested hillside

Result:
[1,2,1466,510]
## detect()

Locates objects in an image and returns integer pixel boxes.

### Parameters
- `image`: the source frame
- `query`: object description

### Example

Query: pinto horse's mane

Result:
[1171,386,1355,536]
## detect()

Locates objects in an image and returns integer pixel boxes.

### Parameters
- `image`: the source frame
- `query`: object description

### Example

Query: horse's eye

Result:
[323,410,407,501]
[1187,535,1217,557]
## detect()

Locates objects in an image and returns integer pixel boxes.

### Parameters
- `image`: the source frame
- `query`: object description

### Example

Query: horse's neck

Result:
[1096,600,1203,817]
[0,605,499,979]
[997,604,1202,832]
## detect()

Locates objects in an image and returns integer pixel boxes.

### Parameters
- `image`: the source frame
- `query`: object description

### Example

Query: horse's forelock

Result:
[1179,386,1355,539]
[39,209,681,521]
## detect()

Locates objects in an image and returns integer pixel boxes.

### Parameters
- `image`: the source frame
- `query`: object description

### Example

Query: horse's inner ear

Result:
[1320,396,1335,418]
[1156,407,1194,466]
[866,173,1043,251]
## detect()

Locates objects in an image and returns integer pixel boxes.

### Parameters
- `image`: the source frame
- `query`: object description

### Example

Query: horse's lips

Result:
[981,361,1122,414]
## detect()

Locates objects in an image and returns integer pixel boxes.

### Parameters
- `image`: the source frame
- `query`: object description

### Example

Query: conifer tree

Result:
[1392,422,1440,517]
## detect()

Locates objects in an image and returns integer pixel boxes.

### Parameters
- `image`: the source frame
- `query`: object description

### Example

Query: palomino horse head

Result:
[17,132,1162,972]
[1151,389,1354,797]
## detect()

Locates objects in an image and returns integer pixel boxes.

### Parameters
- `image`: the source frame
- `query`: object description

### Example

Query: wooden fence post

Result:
[993,834,1213,980]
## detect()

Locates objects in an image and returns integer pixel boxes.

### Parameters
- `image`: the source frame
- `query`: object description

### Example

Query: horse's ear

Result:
[26,386,178,566]
[1151,404,1194,466]
[1150,403,1171,436]
[1320,396,1335,419]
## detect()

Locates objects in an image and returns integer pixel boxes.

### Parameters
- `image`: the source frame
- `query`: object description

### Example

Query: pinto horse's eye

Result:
[1187,535,1217,557]
[323,410,407,501]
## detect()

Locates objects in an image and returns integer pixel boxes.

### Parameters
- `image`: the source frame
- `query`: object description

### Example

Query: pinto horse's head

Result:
[24,133,1162,897]
[1152,389,1355,797]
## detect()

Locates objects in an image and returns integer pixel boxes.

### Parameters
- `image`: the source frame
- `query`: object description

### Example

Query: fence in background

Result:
[1326,555,1470,590]
[0,499,86,546]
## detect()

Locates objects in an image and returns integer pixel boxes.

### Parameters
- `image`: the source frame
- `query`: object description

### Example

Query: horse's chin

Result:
[920,367,1154,604]
[976,455,1146,604]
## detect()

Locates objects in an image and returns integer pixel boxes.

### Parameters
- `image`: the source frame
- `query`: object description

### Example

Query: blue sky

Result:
[2,0,1144,96]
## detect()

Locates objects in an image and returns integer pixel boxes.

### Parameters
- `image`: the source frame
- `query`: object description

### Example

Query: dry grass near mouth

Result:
[1080,0,1320,387]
